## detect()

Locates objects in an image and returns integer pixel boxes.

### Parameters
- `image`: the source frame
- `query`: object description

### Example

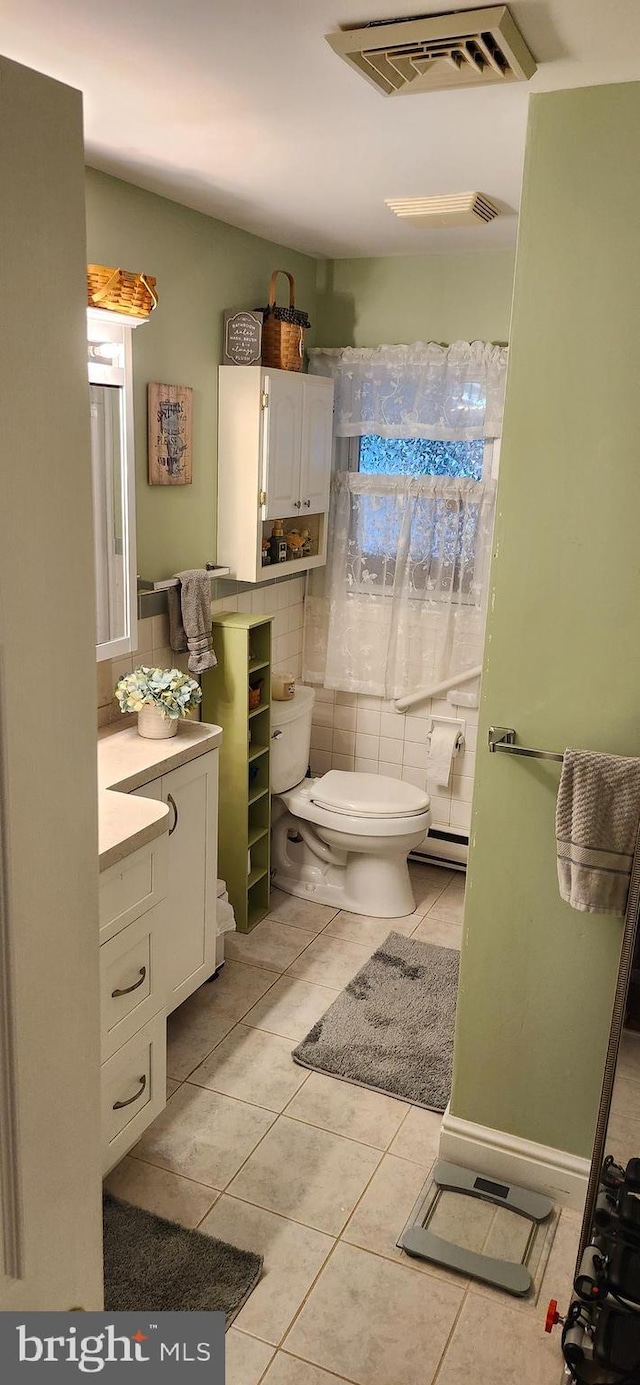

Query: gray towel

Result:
[168,569,217,676]
[556,749,640,917]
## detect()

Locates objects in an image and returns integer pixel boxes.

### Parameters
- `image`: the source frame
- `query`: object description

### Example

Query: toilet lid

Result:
[310,771,430,819]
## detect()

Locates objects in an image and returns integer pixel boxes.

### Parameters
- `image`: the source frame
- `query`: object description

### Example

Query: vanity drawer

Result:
[100,906,167,1061]
[101,1011,166,1175]
[99,835,167,942]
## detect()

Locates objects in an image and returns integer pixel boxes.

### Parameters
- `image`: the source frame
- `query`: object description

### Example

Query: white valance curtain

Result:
[303,341,508,700]
[309,340,508,441]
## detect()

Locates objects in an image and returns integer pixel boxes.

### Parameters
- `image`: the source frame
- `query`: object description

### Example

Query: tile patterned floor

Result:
[106,864,578,1385]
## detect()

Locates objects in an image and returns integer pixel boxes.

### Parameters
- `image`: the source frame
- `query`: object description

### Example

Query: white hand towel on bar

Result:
[168,569,217,675]
[556,749,640,917]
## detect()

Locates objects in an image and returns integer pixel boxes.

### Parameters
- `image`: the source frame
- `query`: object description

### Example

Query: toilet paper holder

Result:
[428,716,465,753]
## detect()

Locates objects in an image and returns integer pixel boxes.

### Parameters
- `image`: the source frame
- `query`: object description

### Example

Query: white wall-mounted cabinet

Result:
[262,369,304,520]
[217,365,334,583]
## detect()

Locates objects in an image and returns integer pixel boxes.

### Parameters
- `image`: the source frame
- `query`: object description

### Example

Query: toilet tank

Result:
[270,685,315,793]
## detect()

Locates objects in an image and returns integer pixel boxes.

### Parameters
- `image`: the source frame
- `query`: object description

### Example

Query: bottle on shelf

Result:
[286,528,303,560]
[269,519,288,564]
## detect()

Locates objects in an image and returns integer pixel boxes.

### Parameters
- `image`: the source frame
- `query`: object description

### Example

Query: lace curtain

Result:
[303,341,507,699]
[309,340,508,441]
[303,472,496,697]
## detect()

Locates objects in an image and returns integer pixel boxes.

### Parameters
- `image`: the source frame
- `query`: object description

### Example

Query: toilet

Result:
[270,685,432,918]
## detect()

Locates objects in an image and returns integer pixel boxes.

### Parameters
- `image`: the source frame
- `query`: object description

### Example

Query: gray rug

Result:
[103,1193,262,1318]
[293,932,459,1112]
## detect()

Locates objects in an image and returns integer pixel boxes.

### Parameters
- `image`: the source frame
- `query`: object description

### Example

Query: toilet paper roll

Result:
[426,723,461,790]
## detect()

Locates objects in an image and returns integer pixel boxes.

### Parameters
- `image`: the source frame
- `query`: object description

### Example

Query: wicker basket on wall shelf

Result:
[258,269,310,372]
[87,264,158,319]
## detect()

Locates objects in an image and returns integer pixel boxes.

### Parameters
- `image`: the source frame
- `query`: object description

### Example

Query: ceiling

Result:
[3,1,640,257]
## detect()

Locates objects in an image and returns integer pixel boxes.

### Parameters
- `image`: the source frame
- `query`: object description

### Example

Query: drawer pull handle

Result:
[113,1074,147,1110]
[111,966,146,998]
[167,793,179,836]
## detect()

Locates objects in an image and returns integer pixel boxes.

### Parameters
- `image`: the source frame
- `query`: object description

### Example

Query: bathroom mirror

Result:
[88,308,138,661]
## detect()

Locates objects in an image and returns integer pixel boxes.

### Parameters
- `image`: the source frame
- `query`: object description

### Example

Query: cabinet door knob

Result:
[303,499,311,507]
[293,500,301,509]
[272,729,283,739]
[167,792,179,835]
[113,1074,147,1110]
[111,966,146,999]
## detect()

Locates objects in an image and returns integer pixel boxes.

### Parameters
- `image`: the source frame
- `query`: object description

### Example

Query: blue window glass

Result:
[355,436,485,592]
[359,435,483,480]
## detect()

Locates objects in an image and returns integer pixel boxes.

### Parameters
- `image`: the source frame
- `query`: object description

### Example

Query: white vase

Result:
[137,704,178,740]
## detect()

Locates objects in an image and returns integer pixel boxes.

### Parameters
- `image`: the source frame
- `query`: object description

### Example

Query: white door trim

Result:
[440,1106,589,1211]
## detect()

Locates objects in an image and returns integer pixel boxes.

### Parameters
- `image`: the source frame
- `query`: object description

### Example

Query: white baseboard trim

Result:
[439,1108,590,1211]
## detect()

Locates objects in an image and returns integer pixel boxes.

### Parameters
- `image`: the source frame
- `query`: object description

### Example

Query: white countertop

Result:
[98,719,223,870]
[98,719,223,793]
[99,789,170,873]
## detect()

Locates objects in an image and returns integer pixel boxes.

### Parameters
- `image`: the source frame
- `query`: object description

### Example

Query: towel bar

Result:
[148,564,231,592]
[488,726,564,763]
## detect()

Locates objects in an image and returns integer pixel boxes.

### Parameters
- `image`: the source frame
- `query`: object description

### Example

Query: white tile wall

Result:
[96,612,193,727]
[97,573,477,832]
[97,574,306,727]
[308,687,479,834]
[211,574,306,679]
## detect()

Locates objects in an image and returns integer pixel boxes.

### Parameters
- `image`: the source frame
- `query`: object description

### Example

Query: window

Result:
[358,434,484,481]
[347,434,498,601]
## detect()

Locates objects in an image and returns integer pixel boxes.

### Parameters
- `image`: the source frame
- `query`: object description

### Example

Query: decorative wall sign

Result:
[148,383,193,485]
[223,309,263,366]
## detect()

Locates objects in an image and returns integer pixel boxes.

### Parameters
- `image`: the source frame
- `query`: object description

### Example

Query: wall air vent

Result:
[385,192,500,227]
[326,6,536,97]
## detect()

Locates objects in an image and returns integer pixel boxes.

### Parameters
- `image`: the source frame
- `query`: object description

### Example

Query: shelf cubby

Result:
[202,613,272,933]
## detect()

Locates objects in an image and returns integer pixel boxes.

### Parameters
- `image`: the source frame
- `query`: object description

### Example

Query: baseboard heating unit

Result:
[411,827,468,872]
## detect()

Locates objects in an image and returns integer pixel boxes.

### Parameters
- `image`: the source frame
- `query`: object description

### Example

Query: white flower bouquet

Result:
[115,666,202,721]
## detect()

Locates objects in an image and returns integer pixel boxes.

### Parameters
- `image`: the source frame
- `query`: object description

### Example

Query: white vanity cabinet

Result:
[98,722,224,1173]
[217,365,334,582]
[133,750,219,1012]
[99,836,169,1174]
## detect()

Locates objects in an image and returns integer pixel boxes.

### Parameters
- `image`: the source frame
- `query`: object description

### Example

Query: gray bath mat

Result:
[293,932,459,1112]
[103,1193,262,1317]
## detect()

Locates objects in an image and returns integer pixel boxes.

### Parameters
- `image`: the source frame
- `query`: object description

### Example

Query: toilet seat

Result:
[310,770,430,819]
[279,774,432,839]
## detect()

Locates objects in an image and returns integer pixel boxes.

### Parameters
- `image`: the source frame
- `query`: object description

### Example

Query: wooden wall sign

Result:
[223,309,263,366]
[148,383,193,485]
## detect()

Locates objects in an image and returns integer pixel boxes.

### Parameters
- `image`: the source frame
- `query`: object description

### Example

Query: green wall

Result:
[85,169,319,578]
[452,82,640,1158]
[85,169,515,577]
[315,249,515,347]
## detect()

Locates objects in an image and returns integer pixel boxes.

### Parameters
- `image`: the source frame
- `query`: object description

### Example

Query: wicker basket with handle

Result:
[87,264,158,319]
[259,270,310,372]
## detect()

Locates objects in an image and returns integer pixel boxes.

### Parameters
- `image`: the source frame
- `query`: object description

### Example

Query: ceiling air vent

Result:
[326,6,536,97]
[385,192,500,227]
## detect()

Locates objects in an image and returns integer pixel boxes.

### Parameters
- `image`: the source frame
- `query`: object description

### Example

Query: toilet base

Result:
[271,831,418,918]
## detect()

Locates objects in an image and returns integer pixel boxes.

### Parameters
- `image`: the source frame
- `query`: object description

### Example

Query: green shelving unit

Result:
[202,613,272,933]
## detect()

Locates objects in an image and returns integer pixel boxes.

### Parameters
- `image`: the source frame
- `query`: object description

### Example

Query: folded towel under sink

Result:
[556,749,640,917]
